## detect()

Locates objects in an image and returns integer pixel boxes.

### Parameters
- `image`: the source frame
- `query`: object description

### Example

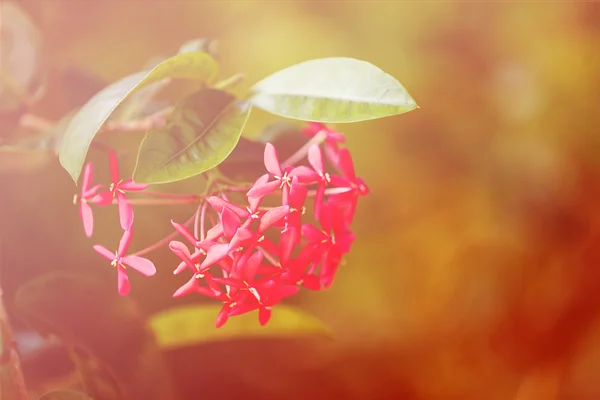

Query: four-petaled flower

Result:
[97,150,149,230]
[74,163,105,237]
[93,229,157,296]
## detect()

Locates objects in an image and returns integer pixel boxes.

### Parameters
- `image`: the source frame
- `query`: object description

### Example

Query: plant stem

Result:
[281,129,327,167]
[131,214,195,257]
[213,73,245,91]
[112,198,199,206]
[141,191,201,200]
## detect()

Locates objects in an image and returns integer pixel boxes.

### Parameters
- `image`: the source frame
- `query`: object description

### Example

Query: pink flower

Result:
[302,122,345,164]
[97,151,149,230]
[93,229,157,296]
[246,143,317,203]
[329,148,369,224]
[307,145,331,220]
[74,163,104,238]
[301,202,355,288]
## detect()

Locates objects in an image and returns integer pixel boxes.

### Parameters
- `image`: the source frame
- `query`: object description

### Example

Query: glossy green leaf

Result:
[38,390,93,400]
[58,51,219,184]
[149,304,333,350]
[133,88,251,184]
[14,272,176,400]
[249,57,418,123]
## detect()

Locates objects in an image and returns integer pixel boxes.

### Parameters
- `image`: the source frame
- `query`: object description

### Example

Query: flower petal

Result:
[301,224,326,243]
[80,202,94,238]
[308,145,324,173]
[258,206,289,233]
[173,276,199,298]
[82,163,94,192]
[200,243,230,269]
[208,196,248,218]
[246,179,279,199]
[93,245,115,261]
[278,227,297,266]
[119,179,149,191]
[289,166,319,183]
[205,223,223,242]
[170,220,198,244]
[248,174,270,211]
[335,148,356,180]
[243,251,263,282]
[264,143,282,176]
[108,150,121,184]
[116,266,131,296]
[118,229,133,256]
[221,207,241,238]
[216,305,231,328]
[122,255,156,276]
[94,190,114,207]
[258,307,272,326]
[117,192,134,231]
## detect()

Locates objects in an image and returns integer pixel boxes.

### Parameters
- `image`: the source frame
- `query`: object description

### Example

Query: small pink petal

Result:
[302,274,322,291]
[314,183,325,221]
[246,180,280,199]
[119,179,149,191]
[336,148,356,180]
[228,227,253,250]
[82,163,94,192]
[216,305,230,328]
[116,266,131,296]
[118,229,133,256]
[221,207,241,238]
[173,261,189,275]
[208,197,248,218]
[264,143,282,176]
[173,276,199,298]
[289,166,319,183]
[301,224,326,243]
[200,243,230,269]
[80,202,94,238]
[94,191,114,206]
[94,245,116,261]
[308,145,324,173]
[242,251,263,282]
[258,307,272,326]
[248,174,270,211]
[117,192,134,231]
[278,228,297,266]
[169,240,191,258]
[205,224,224,241]
[258,206,289,233]
[108,150,121,184]
[122,255,156,276]
[170,220,198,244]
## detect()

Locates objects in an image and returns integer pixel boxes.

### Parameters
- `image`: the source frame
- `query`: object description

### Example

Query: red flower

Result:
[329,148,369,224]
[246,143,317,203]
[97,150,149,230]
[307,145,332,220]
[301,202,355,288]
[74,163,105,238]
[302,122,345,164]
[93,229,157,295]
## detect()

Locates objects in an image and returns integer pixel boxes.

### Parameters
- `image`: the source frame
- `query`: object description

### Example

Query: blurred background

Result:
[2,1,600,399]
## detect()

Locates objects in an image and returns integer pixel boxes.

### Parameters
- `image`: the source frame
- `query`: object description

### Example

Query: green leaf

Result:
[58,51,219,184]
[133,88,251,184]
[14,272,176,400]
[249,57,418,123]
[148,304,333,350]
[38,390,93,400]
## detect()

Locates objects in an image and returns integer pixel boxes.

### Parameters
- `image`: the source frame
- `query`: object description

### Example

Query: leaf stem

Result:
[141,191,201,200]
[131,213,195,257]
[281,129,327,167]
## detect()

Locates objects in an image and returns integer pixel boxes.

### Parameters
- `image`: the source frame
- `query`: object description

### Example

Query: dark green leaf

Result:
[38,390,93,400]
[58,51,219,184]
[249,57,418,123]
[133,88,251,184]
[0,2,45,111]
[14,272,176,400]
[149,304,333,350]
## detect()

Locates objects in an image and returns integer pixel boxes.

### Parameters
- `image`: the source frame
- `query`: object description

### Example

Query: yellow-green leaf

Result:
[149,304,333,350]
[249,57,418,123]
[58,51,219,184]
[38,390,93,400]
[133,88,251,184]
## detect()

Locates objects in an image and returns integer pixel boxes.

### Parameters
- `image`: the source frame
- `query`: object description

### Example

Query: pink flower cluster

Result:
[74,122,369,327]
